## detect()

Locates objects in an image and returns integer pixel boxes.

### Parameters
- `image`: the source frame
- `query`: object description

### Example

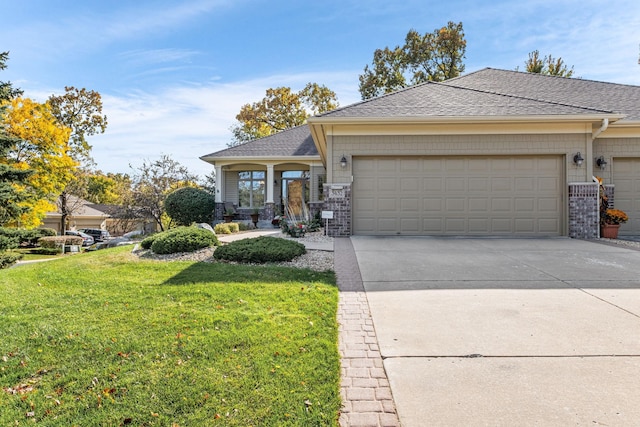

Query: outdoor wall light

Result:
[340,155,348,168]
[573,152,584,166]
[596,156,607,170]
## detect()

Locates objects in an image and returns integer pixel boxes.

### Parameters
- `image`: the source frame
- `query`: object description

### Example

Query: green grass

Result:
[0,246,340,426]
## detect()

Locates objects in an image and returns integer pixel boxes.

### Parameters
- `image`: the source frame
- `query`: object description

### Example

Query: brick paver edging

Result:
[334,238,400,427]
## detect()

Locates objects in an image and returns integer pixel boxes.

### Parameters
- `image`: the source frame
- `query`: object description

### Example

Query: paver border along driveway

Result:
[351,237,640,426]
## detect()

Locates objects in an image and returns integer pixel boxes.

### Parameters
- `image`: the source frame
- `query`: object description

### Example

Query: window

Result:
[238,171,265,208]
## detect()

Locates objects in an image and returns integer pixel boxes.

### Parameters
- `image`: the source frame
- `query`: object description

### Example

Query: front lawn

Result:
[0,246,340,426]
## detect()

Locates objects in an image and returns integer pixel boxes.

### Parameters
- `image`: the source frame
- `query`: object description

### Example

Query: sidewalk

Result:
[334,238,400,427]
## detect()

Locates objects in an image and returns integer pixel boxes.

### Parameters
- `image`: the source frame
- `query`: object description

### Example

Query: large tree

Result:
[229,82,338,146]
[0,52,31,267]
[48,86,108,232]
[0,53,31,227]
[129,155,198,231]
[359,22,466,100]
[522,50,574,77]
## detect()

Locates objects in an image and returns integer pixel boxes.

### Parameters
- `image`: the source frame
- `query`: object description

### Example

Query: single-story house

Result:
[42,195,154,236]
[42,195,110,234]
[200,68,640,238]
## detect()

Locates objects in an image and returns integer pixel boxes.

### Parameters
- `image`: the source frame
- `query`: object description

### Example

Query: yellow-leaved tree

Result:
[2,97,76,228]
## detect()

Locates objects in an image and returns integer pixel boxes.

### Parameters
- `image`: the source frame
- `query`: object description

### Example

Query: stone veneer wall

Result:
[568,183,600,239]
[214,202,225,221]
[322,184,351,237]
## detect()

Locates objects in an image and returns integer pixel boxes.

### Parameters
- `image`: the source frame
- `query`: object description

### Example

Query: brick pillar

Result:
[568,183,599,239]
[322,184,351,237]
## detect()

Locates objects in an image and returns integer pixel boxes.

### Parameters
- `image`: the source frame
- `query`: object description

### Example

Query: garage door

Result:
[353,156,563,236]
[612,158,640,236]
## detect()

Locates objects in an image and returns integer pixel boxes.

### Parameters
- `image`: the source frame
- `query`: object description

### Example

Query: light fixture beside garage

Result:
[596,156,607,170]
[573,152,584,166]
[340,155,348,168]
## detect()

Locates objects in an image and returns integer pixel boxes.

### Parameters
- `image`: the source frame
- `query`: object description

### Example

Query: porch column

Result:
[215,165,224,203]
[266,164,274,203]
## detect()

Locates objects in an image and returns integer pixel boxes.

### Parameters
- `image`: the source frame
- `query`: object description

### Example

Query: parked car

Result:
[65,230,94,247]
[78,228,111,242]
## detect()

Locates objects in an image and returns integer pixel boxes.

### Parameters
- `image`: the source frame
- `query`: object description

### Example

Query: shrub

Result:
[238,222,252,231]
[165,187,216,226]
[150,227,219,255]
[140,234,159,250]
[214,222,240,234]
[0,252,22,269]
[213,236,305,264]
[0,228,57,247]
[39,236,83,249]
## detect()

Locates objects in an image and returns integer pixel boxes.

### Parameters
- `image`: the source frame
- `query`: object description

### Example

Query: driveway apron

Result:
[351,236,640,426]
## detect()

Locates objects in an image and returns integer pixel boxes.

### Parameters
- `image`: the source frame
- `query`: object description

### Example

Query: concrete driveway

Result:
[351,237,640,426]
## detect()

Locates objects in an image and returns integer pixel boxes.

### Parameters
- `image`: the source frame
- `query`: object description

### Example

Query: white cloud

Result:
[90,70,361,178]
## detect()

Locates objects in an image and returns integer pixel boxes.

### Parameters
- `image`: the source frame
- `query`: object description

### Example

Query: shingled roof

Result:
[445,68,640,122]
[201,68,638,161]
[315,67,632,120]
[200,124,318,159]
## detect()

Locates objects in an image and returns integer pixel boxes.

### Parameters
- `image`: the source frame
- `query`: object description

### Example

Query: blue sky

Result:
[2,0,639,178]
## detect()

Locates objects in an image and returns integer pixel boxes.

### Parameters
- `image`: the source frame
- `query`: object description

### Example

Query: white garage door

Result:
[612,158,640,236]
[353,156,563,236]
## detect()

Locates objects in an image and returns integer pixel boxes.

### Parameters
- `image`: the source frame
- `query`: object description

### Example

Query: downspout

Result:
[592,119,609,239]
[592,118,609,139]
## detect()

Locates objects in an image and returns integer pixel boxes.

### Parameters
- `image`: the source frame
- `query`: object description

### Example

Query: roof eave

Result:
[200,155,321,164]
[307,113,625,125]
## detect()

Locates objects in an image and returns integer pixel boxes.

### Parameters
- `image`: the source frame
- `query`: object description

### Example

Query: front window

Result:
[238,171,265,208]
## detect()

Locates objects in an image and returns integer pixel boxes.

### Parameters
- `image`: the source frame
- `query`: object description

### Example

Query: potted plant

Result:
[601,208,628,239]
[223,208,235,223]
[250,208,260,228]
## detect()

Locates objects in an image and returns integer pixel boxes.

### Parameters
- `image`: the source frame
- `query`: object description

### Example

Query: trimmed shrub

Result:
[165,187,216,226]
[214,222,240,234]
[140,234,159,250]
[0,252,22,269]
[150,227,219,255]
[213,236,305,264]
[39,236,83,249]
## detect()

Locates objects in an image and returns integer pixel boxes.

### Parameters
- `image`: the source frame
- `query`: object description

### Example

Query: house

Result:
[42,195,110,234]
[200,68,640,238]
[42,196,154,236]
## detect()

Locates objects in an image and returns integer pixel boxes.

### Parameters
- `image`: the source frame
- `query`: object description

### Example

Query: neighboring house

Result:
[42,195,110,234]
[42,196,154,236]
[200,68,640,238]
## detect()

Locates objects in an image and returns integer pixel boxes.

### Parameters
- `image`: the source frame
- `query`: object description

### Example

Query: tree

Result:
[522,50,574,77]
[48,86,108,232]
[2,97,75,228]
[229,82,338,146]
[0,52,30,267]
[165,187,215,226]
[359,22,466,100]
[129,155,198,231]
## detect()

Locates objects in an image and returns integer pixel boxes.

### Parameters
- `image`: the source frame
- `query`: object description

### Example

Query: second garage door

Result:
[612,157,640,236]
[353,156,564,236]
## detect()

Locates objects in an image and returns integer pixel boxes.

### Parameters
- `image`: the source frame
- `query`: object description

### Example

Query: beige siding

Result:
[353,156,563,236]
[224,171,239,204]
